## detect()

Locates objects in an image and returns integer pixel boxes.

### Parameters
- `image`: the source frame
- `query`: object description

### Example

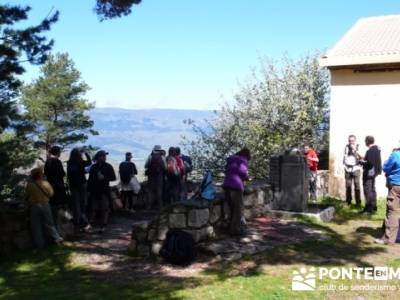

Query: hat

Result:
[94,150,109,160]
[153,145,162,151]
[125,152,132,157]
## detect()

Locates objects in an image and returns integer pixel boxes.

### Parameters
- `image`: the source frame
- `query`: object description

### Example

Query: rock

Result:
[185,225,214,243]
[148,229,157,241]
[172,205,187,213]
[132,227,148,242]
[137,244,150,257]
[319,206,335,222]
[210,205,221,224]
[151,242,162,255]
[128,240,137,254]
[13,230,32,250]
[157,225,169,240]
[188,208,209,228]
[169,213,186,229]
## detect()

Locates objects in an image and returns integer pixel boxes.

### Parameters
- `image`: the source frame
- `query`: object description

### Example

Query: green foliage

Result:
[184,53,330,178]
[0,4,58,201]
[94,0,142,20]
[21,53,98,151]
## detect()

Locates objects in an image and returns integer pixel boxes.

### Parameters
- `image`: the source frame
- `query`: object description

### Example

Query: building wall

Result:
[329,69,400,199]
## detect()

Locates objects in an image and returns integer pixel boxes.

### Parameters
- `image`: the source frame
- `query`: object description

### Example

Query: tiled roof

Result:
[320,15,400,67]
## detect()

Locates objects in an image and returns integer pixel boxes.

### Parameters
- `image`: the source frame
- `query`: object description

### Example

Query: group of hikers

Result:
[304,134,400,246]
[24,145,193,249]
[24,134,400,250]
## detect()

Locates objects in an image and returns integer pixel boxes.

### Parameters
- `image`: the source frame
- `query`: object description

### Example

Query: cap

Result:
[94,150,109,160]
[153,145,162,151]
[125,152,132,157]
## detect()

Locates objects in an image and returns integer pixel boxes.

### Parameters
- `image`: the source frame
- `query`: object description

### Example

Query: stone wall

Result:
[0,208,32,256]
[129,181,272,257]
[317,170,329,198]
[0,204,73,257]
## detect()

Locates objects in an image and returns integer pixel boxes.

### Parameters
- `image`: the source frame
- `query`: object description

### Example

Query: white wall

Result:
[329,69,400,199]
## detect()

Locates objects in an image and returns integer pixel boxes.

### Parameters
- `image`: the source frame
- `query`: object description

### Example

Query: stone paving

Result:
[68,212,327,280]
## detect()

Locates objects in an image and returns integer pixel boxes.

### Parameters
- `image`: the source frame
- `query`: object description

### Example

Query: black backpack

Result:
[160,229,197,265]
[119,161,133,184]
[147,152,163,176]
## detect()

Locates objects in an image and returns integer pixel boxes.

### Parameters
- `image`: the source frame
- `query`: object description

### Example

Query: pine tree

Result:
[0,4,58,201]
[21,53,98,152]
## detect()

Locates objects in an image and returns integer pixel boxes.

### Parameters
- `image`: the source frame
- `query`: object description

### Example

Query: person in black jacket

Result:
[360,136,382,213]
[88,150,116,233]
[67,148,92,232]
[44,145,67,229]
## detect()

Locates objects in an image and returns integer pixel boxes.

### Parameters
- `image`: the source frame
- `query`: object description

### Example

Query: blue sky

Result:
[13,0,400,109]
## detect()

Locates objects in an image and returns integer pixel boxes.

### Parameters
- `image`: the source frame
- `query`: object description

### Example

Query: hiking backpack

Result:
[160,229,197,265]
[182,155,193,174]
[147,152,163,176]
[119,161,133,184]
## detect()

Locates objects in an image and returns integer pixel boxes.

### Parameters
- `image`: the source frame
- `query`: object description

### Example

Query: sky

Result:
[12,0,400,110]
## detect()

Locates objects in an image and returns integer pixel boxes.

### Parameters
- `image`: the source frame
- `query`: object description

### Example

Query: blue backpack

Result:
[200,171,216,201]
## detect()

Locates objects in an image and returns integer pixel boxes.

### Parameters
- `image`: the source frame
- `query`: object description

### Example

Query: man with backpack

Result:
[119,152,139,211]
[145,145,167,210]
[360,136,382,214]
[343,135,362,207]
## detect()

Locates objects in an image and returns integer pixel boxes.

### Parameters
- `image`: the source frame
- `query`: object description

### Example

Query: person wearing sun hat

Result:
[144,145,167,209]
[88,150,116,233]
[375,141,400,245]
[25,167,63,248]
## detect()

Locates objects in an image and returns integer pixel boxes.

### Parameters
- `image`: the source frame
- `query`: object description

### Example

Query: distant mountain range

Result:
[87,107,214,167]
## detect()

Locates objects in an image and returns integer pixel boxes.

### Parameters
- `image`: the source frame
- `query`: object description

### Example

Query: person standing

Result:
[223,148,251,236]
[304,143,319,202]
[25,168,63,248]
[166,147,181,204]
[88,150,116,233]
[119,152,138,211]
[67,148,92,233]
[375,144,400,245]
[44,145,67,229]
[174,147,186,201]
[360,136,382,213]
[144,145,166,210]
[343,135,362,207]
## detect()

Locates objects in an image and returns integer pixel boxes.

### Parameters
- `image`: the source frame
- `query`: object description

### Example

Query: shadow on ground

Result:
[0,200,391,299]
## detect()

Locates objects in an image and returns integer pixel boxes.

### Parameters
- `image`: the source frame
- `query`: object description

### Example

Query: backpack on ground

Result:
[160,229,197,265]
[119,161,133,184]
[200,171,216,201]
[147,152,163,176]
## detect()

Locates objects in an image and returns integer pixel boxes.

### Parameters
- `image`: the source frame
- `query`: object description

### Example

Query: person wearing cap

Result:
[25,168,63,248]
[119,152,138,210]
[375,143,400,245]
[44,145,67,229]
[88,150,116,233]
[144,145,167,209]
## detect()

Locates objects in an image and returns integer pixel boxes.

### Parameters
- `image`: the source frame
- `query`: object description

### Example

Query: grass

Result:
[1,198,398,300]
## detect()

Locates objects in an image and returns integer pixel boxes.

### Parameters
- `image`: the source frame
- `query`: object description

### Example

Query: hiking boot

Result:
[55,237,64,245]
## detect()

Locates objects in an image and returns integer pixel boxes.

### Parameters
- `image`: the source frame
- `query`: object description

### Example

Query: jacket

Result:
[383,150,400,186]
[223,154,249,192]
[362,145,382,178]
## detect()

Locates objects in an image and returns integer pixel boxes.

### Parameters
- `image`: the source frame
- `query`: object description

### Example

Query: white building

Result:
[320,15,400,199]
